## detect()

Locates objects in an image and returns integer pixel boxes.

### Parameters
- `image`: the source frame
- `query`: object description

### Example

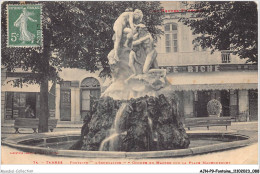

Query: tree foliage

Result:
[2,1,163,82]
[1,1,163,132]
[179,1,257,63]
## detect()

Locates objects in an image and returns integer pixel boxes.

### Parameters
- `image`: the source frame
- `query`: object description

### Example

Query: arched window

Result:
[80,77,100,118]
[164,23,178,53]
[81,77,100,88]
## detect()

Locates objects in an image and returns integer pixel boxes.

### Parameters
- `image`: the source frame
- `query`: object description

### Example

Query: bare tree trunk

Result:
[38,78,49,133]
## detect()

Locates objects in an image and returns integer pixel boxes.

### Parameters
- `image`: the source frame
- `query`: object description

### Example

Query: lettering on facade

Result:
[162,65,220,73]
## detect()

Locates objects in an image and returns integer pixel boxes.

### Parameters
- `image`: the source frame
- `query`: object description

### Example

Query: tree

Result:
[179,1,257,63]
[1,1,163,132]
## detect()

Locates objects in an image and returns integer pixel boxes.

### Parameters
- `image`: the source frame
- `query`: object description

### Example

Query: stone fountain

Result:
[72,9,190,152]
[2,9,253,159]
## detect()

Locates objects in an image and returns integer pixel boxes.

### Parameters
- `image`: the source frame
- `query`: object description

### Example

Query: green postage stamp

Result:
[7,4,42,47]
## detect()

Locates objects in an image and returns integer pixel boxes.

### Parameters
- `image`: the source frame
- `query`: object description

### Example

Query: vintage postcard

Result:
[1,1,258,174]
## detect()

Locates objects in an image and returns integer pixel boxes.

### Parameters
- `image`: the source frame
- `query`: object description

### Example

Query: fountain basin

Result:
[2,131,252,159]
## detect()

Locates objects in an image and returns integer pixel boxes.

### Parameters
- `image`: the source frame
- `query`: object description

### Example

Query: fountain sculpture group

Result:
[2,8,252,160]
[72,9,190,152]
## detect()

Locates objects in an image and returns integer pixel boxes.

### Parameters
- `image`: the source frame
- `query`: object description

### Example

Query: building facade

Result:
[1,2,258,124]
[1,68,104,124]
[156,2,258,121]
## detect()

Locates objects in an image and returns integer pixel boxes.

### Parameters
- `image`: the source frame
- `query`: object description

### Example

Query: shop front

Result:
[1,66,256,124]
[193,90,232,117]
[2,78,56,122]
[2,79,40,120]
[1,68,104,124]
[164,64,258,121]
[5,92,39,119]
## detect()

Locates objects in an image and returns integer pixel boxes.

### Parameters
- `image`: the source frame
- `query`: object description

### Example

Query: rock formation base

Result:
[71,94,190,152]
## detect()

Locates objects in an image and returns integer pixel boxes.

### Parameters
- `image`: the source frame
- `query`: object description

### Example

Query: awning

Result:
[166,71,258,91]
[1,78,53,92]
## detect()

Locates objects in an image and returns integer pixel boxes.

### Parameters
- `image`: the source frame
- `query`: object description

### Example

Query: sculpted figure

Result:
[103,8,168,100]
[132,24,159,73]
[128,27,143,75]
[113,9,143,62]
[128,46,141,75]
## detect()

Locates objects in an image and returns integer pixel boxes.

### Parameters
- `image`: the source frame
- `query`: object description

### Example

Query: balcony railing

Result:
[221,50,232,63]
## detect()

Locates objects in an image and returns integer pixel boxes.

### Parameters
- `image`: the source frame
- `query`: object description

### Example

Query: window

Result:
[5,92,37,120]
[221,51,231,63]
[80,77,101,119]
[165,23,178,53]
[82,90,91,111]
